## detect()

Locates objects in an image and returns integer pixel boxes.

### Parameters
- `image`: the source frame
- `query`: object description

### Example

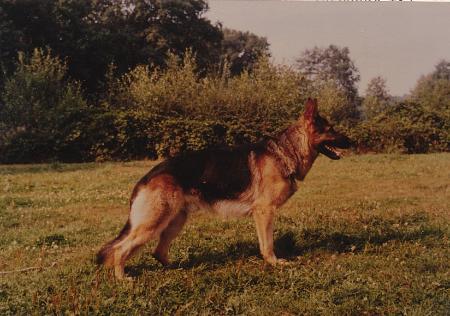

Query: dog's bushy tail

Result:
[96,220,131,266]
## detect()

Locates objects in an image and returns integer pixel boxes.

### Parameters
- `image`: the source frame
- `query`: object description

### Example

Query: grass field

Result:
[0,153,449,315]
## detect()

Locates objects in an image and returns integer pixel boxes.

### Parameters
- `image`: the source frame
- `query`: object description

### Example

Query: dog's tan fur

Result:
[97,99,351,279]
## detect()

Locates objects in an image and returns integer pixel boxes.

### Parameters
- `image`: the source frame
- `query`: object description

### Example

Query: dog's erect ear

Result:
[303,98,318,121]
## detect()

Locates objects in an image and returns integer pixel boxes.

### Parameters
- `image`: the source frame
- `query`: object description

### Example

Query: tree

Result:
[0,0,98,91]
[408,60,450,153]
[362,76,391,119]
[125,0,223,73]
[296,45,361,124]
[0,7,20,88]
[411,60,450,113]
[0,1,54,89]
[307,80,350,124]
[296,45,360,104]
[431,60,450,80]
[0,49,92,162]
[0,0,223,93]
[350,61,450,154]
[220,28,270,75]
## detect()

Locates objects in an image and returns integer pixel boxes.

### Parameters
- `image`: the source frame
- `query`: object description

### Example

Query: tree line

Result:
[0,0,448,163]
[0,0,269,93]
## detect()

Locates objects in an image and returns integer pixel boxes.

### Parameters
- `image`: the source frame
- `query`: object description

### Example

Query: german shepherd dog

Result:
[97,99,351,279]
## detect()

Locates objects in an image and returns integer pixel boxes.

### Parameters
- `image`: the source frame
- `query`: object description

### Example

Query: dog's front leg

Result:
[252,205,280,265]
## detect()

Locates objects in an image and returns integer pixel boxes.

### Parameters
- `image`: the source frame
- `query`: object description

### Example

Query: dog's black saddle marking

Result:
[139,143,267,203]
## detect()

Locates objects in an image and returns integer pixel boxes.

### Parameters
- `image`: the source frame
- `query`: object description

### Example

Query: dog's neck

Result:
[267,118,318,180]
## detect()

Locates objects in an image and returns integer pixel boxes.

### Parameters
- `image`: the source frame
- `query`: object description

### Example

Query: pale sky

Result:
[206,1,450,96]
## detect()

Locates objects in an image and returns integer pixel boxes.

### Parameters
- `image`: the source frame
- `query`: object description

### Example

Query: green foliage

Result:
[220,28,270,75]
[97,53,307,158]
[350,101,449,153]
[1,46,448,162]
[353,61,449,154]
[296,45,361,123]
[0,0,224,92]
[0,49,93,162]
[362,76,391,119]
[309,80,353,125]
[1,1,446,160]
[410,61,450,114]
[1,47,271,163]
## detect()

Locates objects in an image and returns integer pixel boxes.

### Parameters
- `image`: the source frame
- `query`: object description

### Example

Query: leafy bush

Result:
[351,62,450,154]
[0,50,448,163]
[361,76,392,120]
[0,49,94,162]
[98,52,309,158]
[349,101,449,153]
[309,80,354,126]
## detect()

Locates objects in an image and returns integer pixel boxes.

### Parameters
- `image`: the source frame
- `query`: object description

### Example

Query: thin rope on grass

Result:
[0,262,56,275]
[0,267,41,275]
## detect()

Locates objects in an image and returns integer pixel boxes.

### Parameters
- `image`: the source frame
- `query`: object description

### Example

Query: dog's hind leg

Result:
[112,224,157,279]
[153,209,188,266]
[99,176,184,279]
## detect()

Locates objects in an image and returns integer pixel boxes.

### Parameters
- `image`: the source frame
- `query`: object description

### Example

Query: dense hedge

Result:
[90,52,308,160]
[348,102,449,154]
[0,50,448,163]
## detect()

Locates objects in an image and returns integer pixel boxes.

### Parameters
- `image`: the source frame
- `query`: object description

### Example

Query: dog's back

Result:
[134,143,267,203]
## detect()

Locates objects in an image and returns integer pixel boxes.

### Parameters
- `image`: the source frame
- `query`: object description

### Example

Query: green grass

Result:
[1,154,449,315]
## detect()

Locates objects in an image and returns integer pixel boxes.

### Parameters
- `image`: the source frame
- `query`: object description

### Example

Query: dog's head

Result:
[302,98,352,160]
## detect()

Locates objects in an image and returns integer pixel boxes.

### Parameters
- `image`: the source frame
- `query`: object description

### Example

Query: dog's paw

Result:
[152,252,170,267]
[118,275,134,282]
[264,256,292,267]
[114,273,134,282]
[114,268,134,281]
[272,259,294,267]
[275,258,291,266]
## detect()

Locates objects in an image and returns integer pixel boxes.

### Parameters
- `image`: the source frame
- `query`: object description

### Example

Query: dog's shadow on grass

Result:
[127,225,443,276]
[273,225,443,259]
[126,241,260,277]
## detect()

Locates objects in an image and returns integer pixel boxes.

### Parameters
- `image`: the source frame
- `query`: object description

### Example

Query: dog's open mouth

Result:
[319,143,342,160]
